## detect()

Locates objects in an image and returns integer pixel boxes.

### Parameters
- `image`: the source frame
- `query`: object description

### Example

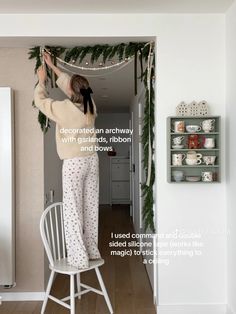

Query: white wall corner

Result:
[157,304,228,314]
[227,305,235,314]
[0,292,45,301]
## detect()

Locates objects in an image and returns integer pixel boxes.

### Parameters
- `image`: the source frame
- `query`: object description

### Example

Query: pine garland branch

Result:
[102,46,113,63]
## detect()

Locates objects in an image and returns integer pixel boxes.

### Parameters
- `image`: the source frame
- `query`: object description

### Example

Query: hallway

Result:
[0,205,156,314]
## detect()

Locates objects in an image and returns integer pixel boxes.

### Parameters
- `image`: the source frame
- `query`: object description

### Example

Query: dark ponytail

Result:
[79,87,94,114]
[70,74,94,115]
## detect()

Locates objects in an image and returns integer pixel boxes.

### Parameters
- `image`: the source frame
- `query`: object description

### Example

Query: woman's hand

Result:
[37,65,47,84]
[43,52,53,68]
[43,52,62,78]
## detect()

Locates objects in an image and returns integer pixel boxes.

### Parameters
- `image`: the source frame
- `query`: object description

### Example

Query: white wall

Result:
[0,13,227,309]
[155,15,227,308]
[96,113,130,204]
[226,3,236,313]
[0,48,44,294]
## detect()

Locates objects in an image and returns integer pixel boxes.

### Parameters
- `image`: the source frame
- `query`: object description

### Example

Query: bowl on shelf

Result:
[186,125,201,133]
[172,170,184,182]
[185,176,201,182]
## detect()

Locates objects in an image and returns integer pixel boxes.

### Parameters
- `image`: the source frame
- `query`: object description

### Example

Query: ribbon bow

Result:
[80,87,94,114]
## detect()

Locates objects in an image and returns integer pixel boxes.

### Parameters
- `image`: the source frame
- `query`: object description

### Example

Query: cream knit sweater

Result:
[34,72,99,160]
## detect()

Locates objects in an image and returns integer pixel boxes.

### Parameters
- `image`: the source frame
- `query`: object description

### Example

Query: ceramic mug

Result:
[203,155,216,165]
[187,151,202,159]
[202,171,213,182]
[186,158,202,165]
[172,121,185,133]
[204,138,215,149]
[173,136,184,145]
[172,153,186,166]
[201,119,215,132]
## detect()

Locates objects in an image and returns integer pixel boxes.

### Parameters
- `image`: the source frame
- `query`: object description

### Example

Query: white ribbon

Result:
[57,57,134,77]
[146,42,154,186]
[40,47,49,130]
[43,47,133,72]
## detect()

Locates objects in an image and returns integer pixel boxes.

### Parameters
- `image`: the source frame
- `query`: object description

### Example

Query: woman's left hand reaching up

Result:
[37,65,47,85]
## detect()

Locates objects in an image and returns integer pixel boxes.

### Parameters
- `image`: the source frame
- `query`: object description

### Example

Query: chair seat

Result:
[49,258,105,275]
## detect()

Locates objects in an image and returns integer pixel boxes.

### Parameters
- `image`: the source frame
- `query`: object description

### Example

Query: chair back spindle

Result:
[40,202,67,266]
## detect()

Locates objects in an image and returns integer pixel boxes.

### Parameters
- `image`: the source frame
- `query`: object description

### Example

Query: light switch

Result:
[49,189,54,203]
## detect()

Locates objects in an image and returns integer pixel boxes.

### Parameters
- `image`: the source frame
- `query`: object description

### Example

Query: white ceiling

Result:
[0,0,233,13]
[0,1,233,112]
[0,37,153,48]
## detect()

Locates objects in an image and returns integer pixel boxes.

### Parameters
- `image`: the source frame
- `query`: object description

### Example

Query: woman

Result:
[34,53,101,269]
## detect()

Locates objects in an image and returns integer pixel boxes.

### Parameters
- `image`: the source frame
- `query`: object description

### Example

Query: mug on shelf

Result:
[172,136,185,145]
[203,155,216,165]
[186,151,202,165]
[204,138,215,149]
[172,121,185,133]
[201,119,215,133]
[187,151,202,159]
[172,153,186,166]
[186,158,202,165]
[202,171,213,182]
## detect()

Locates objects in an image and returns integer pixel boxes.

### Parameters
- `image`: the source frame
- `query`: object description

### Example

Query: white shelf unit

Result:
[110,156,130,205]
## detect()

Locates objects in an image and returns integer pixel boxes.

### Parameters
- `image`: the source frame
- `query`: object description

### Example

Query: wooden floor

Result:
[0,205,156,314]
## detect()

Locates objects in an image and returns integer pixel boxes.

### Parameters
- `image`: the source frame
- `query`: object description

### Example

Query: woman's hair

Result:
[70,74,94,114]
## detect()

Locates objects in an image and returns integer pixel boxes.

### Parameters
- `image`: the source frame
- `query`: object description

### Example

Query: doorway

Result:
[42,36,157,313]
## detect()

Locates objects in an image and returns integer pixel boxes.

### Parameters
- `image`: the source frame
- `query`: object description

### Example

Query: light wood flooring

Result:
[0,205,156,314]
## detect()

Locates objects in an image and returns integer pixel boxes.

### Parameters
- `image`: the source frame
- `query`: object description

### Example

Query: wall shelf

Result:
[167,116,221,183]
[171,132,219,135]
[171,149,220,151]
[170,165,219,168]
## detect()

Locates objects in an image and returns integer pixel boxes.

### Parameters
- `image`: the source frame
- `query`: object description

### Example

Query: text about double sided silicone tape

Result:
[108,231,204,266]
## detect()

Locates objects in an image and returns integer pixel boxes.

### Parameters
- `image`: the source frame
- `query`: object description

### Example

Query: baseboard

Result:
[0,292,45,301]
[157,304,227,314]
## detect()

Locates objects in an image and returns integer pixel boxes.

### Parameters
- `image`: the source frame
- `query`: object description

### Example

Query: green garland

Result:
[142,64,155,233]
[28,42,155,232]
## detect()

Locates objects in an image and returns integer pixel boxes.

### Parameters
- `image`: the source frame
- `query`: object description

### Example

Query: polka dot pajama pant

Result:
[62,152,101,269]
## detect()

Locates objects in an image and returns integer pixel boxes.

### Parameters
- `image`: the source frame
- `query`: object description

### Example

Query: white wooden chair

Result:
[40,202,113,314]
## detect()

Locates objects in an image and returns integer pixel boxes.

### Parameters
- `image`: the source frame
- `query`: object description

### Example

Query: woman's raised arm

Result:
[43,52,62,77]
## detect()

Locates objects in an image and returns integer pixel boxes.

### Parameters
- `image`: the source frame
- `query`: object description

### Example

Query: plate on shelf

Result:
[185,176,201,182]
[172,144,184,149]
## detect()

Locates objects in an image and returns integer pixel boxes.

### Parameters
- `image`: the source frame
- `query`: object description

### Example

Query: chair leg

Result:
[41,270,55,314]
[95,267,113,314]
[70,274,75,314]
[76,273,81,300]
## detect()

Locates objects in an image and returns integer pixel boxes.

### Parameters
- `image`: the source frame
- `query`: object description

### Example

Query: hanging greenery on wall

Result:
[28,41,155,232]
